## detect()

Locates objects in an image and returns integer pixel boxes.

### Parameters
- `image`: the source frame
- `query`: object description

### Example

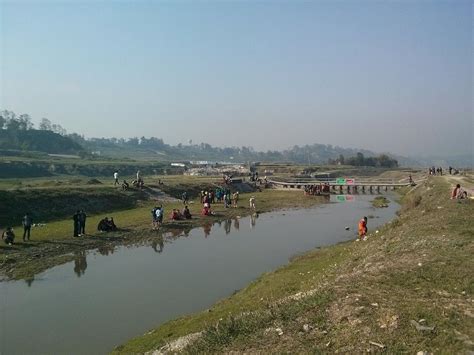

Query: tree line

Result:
[0,108,398,166]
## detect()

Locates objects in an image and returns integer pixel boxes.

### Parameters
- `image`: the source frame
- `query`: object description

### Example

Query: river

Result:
[0,194,398,354]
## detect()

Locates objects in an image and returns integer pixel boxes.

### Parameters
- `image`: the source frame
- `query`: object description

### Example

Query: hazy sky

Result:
[0,0,472,157]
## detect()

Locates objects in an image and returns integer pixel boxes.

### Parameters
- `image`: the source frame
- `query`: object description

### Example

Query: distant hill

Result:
[0,129,84,154]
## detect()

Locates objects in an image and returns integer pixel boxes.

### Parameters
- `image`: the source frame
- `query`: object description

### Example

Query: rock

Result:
[275,327,283,336]
[345,226,350,230]
[411,320,435,332]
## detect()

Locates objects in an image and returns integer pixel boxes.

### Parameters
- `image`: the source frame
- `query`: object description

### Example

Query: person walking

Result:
[79,210,87,236]
[22,213,33,241]
[114,171,119,186]
[73,211,81,237]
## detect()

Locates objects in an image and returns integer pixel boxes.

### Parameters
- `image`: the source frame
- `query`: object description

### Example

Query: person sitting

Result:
[122,180,129,190]
[98,217,111,232]
[182,205,192,219]
[451,184,462,199]
[201,205,211,216]
[170,209,182,220]
[107,217,118,231]
[2,227,15,245]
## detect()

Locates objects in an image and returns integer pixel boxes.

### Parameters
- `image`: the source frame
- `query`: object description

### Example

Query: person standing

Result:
[114,171,119,186]
[357,216,368,241]
[73,211,80,237]
[79,210,87,236]
[156,205,164,228]
[249,196,256,209]
[182,191,188,205]
[22,213,33,241]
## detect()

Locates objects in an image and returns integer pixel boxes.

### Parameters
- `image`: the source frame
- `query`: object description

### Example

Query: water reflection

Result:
[202,222,212,238]
[151,237,164,253]
[25,277,34,287]
[224,219,232,235]
[73,251,88,277]
[250,213,259,229]
[98,244,115,256]
[233,218,240,231]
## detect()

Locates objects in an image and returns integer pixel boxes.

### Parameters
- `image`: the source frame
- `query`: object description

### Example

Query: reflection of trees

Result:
[74,251,87,277]
[152,237,164,253]
[203,222,212,238]
[224,219,232,235]
[233,218,240,231]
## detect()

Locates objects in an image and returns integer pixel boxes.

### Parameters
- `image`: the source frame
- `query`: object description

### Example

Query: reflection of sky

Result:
[0,195,398,354]
[1,2,471,156]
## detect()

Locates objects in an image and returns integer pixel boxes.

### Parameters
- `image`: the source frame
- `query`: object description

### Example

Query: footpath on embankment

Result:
[114,175,473,354]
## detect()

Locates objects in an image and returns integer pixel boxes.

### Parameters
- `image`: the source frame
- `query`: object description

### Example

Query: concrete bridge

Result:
[267,177,418,193]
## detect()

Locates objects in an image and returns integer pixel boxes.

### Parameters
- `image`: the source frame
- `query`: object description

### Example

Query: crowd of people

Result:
[304,183,331,195]
[429,166,460,176]
[113,170,145,190]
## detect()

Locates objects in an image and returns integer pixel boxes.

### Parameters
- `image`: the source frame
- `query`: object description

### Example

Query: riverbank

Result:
[0,188,325,281]
[115,176,473,353]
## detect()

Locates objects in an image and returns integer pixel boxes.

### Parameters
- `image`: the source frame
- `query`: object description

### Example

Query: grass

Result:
[371,195,390,208]
[114,175,473,353]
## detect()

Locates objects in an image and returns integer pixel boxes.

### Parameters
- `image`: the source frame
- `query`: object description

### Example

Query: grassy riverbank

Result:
[115,176,473,353]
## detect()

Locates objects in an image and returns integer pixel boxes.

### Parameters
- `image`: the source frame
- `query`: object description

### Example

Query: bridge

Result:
[267,177,419,193]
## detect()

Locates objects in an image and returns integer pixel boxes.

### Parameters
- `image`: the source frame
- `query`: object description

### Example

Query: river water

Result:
[0,195,398,354]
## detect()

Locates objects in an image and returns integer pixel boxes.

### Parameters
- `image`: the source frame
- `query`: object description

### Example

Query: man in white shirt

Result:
[113,171,119,186]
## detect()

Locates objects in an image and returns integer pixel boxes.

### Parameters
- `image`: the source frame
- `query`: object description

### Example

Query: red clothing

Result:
[358,219,367,236]
[452,187,460,199]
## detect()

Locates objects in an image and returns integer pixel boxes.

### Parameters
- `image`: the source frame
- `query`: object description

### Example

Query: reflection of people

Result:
[73,251,87,277]
[25,277,34,287]
[357,216,368,241]
[203,222,212,238]
[250,213,258,228]
[98,244,115,256]
[152,237,164,253]
[233,218,240,231]
[224,219,231,234]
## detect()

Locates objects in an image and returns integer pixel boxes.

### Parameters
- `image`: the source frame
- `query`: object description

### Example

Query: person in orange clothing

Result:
[357,216,368,241]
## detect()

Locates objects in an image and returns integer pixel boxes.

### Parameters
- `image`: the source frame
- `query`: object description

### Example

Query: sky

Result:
[0,0,472,157]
